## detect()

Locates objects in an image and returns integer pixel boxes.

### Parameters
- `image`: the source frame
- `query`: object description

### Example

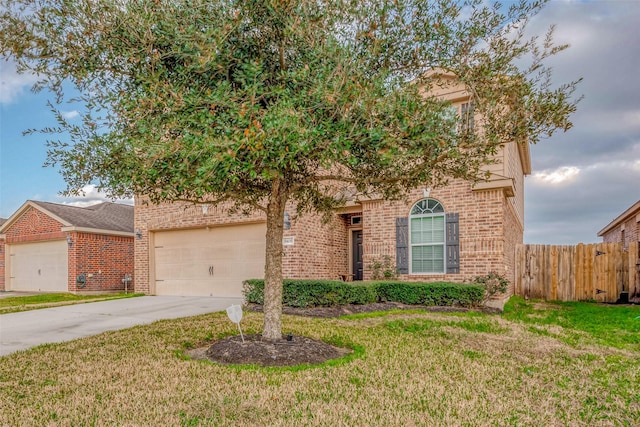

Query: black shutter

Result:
[396,217,409,274]
[446,213,460,274]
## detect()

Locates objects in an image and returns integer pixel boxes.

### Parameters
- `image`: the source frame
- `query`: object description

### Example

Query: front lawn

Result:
[0,300,638,425]
[0,292,142,314]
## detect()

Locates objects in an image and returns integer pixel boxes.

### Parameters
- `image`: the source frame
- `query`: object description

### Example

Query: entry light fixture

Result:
[135,228,142,239]
[66,235,73,246]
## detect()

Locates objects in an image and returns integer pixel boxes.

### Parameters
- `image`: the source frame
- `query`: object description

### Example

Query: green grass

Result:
[0,292,143,313]
[503,296,640,349]
[0,300,638,425]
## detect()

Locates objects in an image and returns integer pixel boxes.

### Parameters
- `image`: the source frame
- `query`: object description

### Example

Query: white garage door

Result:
[8,240,69,292]
[153,223,266,297]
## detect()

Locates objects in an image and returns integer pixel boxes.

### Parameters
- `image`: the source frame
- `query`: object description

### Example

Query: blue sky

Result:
[1,0,639,244]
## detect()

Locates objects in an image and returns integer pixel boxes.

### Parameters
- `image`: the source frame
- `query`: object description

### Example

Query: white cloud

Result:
[57,184,133,207]
[62,110,80,120]
[0,61,38,105]
[532,166,580,184]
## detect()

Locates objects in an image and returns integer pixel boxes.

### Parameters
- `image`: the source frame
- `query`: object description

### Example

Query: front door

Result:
[352,230,363,281]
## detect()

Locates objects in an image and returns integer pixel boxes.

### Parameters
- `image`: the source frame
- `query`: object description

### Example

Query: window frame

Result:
[460,102,475,133]
[409,198,446,275]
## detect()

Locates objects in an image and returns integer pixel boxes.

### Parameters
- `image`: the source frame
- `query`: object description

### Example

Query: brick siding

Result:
[67,232,135,293]
[135,177,522,294]
[602,217,640,249]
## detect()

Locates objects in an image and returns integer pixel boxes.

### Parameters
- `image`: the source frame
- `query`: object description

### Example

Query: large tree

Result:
[1,0,579,340]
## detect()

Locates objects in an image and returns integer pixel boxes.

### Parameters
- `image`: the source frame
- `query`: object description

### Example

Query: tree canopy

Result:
[0,0,580,340]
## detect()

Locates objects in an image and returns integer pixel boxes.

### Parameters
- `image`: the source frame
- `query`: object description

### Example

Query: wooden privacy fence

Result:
[515,242,640,303]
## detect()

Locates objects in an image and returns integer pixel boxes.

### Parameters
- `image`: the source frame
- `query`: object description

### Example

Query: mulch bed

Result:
[186,302,498,367]
[189,334,351,367]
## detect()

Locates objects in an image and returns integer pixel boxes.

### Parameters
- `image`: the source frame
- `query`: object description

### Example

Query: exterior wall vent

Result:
[351,216,362,226]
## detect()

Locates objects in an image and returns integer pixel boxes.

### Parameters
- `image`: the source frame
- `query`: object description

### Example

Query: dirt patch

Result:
[187,303,498,367]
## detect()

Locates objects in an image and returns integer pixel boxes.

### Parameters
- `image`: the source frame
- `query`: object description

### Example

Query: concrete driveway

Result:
[0,296,242,357]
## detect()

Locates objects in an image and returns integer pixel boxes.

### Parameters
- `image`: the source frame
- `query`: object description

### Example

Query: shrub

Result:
[243,279,484,308]
[244,279,377,308]
[374,281,484,307]
[243,279,266,305]
[469,272,510,301]
[369,256,398,280]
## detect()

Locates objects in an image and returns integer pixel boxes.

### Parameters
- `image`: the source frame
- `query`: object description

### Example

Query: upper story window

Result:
[460,102,475,133]
[410,199,445,274]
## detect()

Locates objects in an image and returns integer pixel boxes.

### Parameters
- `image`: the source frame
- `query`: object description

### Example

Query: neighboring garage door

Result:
[153,223,266,297]
[8,240,69,292]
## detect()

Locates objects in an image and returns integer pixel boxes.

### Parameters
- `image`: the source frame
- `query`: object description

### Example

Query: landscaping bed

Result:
[194,279,500,367]
[194,301,501,366]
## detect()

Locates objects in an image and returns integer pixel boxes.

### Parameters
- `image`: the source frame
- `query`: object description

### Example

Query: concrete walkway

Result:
[0,296,242,356]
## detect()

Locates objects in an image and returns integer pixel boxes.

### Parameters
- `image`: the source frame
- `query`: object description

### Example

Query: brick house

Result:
[0,201,134,293]
[598,200,640,248]
[134,75,530,298]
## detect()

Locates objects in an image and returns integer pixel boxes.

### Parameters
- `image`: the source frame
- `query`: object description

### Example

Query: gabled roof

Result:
[0,200,134,235]
[0,218,6,226]
[597,200,640,237]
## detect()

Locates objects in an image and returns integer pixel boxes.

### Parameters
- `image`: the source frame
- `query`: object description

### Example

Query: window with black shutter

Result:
[396,199,460,275]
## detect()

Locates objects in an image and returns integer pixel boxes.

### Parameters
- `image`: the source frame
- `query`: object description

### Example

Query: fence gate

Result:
[515,242,639,303]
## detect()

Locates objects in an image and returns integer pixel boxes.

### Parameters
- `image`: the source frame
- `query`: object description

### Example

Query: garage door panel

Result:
[154,223,266,297]
[9,240,68,292]
[155,279,245,297]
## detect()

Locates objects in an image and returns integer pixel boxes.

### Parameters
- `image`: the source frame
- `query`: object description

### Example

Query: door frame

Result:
[351,229,363,281]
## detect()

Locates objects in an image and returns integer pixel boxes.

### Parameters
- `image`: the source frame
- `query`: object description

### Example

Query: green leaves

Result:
[1,0,580,211]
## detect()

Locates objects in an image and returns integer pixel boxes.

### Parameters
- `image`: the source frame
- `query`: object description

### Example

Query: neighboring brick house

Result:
[0,201,134,293]
[598,200,640,249]
[134,74,530,298]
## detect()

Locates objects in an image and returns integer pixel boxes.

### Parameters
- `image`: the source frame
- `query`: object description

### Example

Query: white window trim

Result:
[409,199,446,275]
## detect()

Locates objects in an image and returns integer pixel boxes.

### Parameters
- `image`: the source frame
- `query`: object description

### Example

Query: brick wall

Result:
[361,180,511,283]
[3,207,66,243]
[135,178,520,294]
[503,199,524,293]
[281,206,349,280]
[67,232,135,293]
[602,216,640,249]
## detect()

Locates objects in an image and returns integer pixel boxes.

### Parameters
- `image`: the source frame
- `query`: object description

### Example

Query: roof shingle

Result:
[30,201,134,233]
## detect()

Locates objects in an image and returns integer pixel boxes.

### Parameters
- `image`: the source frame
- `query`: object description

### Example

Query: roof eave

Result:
[597,200,640,237]
[0,200,73,233]
[60,226,134,238]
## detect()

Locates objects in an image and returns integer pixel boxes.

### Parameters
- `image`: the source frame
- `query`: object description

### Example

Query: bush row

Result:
[243,279,485,308]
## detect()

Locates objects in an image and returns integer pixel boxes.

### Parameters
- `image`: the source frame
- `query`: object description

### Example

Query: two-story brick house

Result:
[0,201,134,293]
[134,74,530,298]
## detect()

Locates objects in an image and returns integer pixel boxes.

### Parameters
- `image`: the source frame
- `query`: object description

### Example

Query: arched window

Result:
[410,199,445,274]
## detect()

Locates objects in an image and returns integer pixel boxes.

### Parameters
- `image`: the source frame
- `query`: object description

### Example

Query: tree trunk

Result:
[262,178,288,341]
